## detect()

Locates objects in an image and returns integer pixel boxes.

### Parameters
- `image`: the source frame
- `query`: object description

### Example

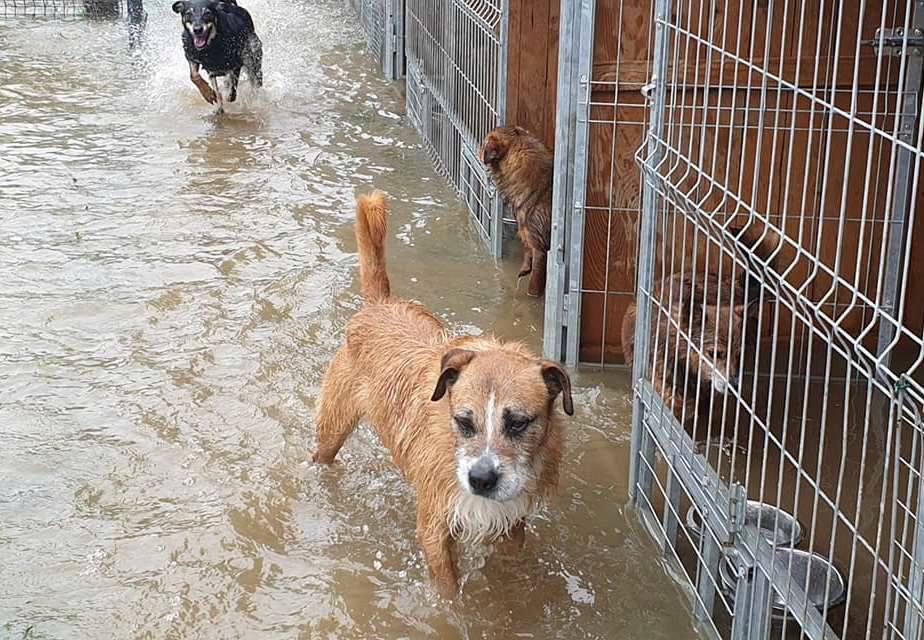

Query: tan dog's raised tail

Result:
[313,191,574,597]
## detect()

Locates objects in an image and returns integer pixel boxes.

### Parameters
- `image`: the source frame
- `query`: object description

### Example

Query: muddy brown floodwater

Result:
[0,1,702,638]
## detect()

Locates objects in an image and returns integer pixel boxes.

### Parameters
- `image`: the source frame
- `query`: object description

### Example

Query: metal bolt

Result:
[898,28,905,37]
[579,74,588,83]
[915,28,923,36]
[574,201,583,210]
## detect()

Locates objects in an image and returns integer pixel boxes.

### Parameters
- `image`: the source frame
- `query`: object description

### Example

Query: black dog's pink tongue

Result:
[193,33,207,48]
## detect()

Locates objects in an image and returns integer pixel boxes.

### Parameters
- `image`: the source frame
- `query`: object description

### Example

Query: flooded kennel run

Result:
[352,1,924,639]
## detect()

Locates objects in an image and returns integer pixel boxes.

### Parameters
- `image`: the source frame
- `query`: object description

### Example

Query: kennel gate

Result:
[1,0,141,21]
[347,0,404,81]
[403,0,509,257]
[547,0,924,638]
[542,0,651,367]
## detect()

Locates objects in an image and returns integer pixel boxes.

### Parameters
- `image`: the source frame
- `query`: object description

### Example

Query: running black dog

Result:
[172,0,263,109]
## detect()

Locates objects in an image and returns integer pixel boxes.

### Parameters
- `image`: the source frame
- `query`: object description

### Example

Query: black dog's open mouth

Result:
[192,28,210,49]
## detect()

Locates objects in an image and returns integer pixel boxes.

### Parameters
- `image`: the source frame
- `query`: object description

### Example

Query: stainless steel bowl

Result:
[686,501,803,547]
[719,549,847,622]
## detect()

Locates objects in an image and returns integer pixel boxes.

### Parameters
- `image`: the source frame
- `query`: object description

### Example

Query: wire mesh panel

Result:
[544,0,652,366]
[1,0,126,18]
[626,1,924,639]
[404,0,509,256]
[347,0,403,80]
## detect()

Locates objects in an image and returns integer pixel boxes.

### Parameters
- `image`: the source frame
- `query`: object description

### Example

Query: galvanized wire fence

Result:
[346,0,403,81]
[404,0,509,256]
[1,0,126,18]
[620,1,924,639]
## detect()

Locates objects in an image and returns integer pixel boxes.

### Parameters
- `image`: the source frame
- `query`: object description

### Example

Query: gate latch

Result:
[867,27,924,56]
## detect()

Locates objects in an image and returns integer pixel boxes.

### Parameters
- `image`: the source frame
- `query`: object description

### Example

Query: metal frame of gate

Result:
[621,1,924,639]
[347,0,404,81]
[404,0,509,257]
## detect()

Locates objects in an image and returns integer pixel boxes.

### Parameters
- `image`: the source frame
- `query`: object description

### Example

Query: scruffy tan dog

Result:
[622,223,782,421]
[312,191,574,598]
[481,126,554,297]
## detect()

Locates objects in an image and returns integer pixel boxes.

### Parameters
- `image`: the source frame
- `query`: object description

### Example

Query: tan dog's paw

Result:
[311,449,336,464]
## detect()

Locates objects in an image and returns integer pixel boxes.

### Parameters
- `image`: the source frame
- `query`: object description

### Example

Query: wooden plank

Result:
[592,55,886,89]
[505,0,522,128]
[543,0,560,148]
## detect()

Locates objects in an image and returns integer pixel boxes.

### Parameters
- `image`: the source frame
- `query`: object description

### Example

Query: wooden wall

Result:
[505,0,560,149]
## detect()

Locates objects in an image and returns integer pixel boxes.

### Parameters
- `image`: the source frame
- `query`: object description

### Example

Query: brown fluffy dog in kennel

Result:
[481,126,554,297]
[312,191,574,598]
[621,223,782,422]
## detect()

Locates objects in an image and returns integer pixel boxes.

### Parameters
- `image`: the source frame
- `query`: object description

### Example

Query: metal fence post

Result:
[628,0,670,504]
[560,0,595,368]
[490,0,509,258]
[876,1,924,366]
[543,0,582,362]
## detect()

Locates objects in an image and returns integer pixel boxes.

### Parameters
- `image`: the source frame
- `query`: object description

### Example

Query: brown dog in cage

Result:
[621,223,782,422]
[312,191,574,598]
[481,126,554,297]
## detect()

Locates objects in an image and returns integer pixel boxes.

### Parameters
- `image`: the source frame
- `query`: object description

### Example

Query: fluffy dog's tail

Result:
[355,191,391,303]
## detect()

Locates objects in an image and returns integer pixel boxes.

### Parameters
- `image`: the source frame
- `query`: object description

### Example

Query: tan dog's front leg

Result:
[496,521,526,555]
[526,249,547,297]
[188,61,217,104]
[417,508,458,598]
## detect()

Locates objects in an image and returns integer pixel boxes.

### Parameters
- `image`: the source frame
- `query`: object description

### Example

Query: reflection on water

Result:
[0,2,699,638]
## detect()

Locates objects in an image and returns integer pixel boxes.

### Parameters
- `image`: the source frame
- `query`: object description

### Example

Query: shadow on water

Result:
[0,1,701,638]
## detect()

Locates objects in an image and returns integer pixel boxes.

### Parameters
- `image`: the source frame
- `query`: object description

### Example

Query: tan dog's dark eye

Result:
[454,415,476,437]
[504,415,533,437]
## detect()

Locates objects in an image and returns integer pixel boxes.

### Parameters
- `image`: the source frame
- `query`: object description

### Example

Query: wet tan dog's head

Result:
[430,348,573,502]
[674,300,746,392]
[480,126,533,169]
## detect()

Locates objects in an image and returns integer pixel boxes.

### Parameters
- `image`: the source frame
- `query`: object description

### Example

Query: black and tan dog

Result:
[481,126,554,298]
[172,0,263,109]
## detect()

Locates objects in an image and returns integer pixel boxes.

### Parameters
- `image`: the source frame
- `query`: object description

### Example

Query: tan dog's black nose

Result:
[469,461,499,496]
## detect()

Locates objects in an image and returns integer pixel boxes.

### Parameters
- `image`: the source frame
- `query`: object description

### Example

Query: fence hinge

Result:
[562,293,570,315]
[866,27,924,56]
[727,482,747,537]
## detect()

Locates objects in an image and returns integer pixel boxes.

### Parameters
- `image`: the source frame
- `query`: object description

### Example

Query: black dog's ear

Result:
[540,361,574,416]
[172,1,188,13]
[431,349,476,402]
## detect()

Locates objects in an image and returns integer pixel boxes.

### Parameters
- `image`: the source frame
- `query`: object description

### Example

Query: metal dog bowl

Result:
[686,501,803,547]
[719,549,847,621]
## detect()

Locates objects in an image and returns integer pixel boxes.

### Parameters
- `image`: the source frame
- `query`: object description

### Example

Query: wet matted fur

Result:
[621,223,783,422]
[312,191,574,598]
[481,126,554,297]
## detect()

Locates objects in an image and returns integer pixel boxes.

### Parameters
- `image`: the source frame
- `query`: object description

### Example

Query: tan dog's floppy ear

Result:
[172,0,188,12]
[540,361,574,416]
[431,349,476,402]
